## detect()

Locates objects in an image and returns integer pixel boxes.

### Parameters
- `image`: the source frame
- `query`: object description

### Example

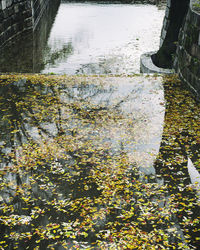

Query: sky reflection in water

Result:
[0,75,200,249]
[0,1,200,249]
[41,3,165,74]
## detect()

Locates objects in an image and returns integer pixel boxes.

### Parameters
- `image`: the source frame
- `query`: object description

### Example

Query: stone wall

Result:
[159,0,170,48]
[32,0,50,30]
[175,0,200,100]
[0,0,32,47]
[0,0,60,73]
[0,0,50,48]
[145,0,200,100]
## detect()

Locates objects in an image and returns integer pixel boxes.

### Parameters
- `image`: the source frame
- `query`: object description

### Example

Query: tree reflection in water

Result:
[0,74,199,249]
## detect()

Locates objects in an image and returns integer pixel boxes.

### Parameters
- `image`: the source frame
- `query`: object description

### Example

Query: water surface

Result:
[0,74,200,249]
[0,2,165,74]
[42,2,165,74]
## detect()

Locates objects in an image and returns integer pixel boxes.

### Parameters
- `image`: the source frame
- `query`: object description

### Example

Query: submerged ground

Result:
[0,74,199,249]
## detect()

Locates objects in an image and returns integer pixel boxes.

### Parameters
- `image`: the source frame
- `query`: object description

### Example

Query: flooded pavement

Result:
[0,1,199,249]
[0,74,200,249]
[0,2,165,74]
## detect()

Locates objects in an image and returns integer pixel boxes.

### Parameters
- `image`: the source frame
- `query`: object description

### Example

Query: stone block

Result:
[2,0,7,10]
[165,6,170,19]
[189,57,200,77]
[161,28,167,41]
[184,49,192,65]
[164,18,169,31]
[196,79,200,93]
[0,34,5,46]
[198,32,200,46]
[167,0,171,8]
[190,72,200,90]
[3,8,8,18]
[3,19,8,30]
[0,23,3,33]
[191,44,200,61]
[18,2,26,12]
[8,6,14,16]
[183,35,192,52]
[191,9,200,28]
[25,0,32,9]
[14,4,19,13]
[178,30,184,46]
[11,14,16,25]
[179,67,188,81]
[0,11,4,22]
[6,0,13,8]
[25,17,33,28]
[23,9,32,19]
[159,37,164,48]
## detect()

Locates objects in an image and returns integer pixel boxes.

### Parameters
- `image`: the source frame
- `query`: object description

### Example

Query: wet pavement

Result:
[0,74,199,249]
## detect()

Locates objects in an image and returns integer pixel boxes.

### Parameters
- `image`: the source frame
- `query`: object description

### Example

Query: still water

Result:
[1,2,200,249]
[41,2,165,74]
[0,2,165,74]
[0,74,200,249]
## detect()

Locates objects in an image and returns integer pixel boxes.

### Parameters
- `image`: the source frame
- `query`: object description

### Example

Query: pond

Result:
[0,1,165,74]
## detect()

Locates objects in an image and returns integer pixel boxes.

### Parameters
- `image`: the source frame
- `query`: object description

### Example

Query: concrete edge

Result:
[140,51,174,74]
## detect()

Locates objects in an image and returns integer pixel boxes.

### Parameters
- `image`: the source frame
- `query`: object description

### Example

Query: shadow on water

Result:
[0,0,61,73]
[0,74,199,249]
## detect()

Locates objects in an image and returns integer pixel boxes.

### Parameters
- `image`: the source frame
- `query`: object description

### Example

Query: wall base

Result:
[140,51,174,74]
